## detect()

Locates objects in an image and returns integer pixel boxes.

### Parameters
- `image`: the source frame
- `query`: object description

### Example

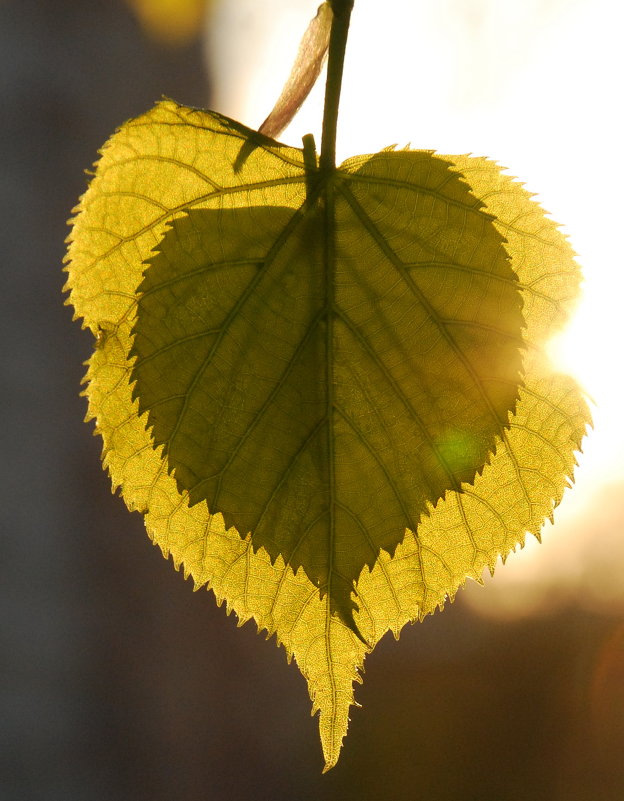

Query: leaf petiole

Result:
[319,0,354,173]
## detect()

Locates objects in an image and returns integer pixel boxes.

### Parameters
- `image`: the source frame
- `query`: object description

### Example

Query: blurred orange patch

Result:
[126,0,213,46]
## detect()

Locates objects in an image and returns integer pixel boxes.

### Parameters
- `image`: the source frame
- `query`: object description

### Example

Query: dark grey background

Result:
[3,1,624,799]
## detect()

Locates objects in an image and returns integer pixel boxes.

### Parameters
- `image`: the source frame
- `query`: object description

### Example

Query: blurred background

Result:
[3,0,624,798]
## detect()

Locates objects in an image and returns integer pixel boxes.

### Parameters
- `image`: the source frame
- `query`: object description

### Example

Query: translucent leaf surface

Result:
[129,142,524,627]
[65,100,589,769]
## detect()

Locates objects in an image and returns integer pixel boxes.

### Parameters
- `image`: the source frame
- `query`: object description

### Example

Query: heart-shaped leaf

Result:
[65,100,589,769]
[129,144,524,629]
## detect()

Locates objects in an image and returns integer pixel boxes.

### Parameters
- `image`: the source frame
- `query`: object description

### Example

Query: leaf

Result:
[129,144,524,630]
[64,99,589,769]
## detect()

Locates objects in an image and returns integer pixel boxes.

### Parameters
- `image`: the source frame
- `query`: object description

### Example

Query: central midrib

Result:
[323,175,337,600]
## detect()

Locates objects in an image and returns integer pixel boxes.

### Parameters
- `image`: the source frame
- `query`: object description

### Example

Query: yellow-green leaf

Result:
[129,141,524,629]
[64,99,589,770]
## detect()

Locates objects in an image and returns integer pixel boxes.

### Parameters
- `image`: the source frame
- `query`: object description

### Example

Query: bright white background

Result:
[206,0,624,616]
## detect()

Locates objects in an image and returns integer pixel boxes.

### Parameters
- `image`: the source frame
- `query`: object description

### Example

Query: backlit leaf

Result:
[129,140,524,628]
[64,99,589,769]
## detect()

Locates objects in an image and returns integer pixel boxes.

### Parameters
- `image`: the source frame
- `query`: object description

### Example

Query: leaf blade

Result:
[130,146,525,625]
[65,102,590,770]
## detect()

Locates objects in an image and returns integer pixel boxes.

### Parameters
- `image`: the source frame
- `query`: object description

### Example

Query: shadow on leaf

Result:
[130,152,524,635]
